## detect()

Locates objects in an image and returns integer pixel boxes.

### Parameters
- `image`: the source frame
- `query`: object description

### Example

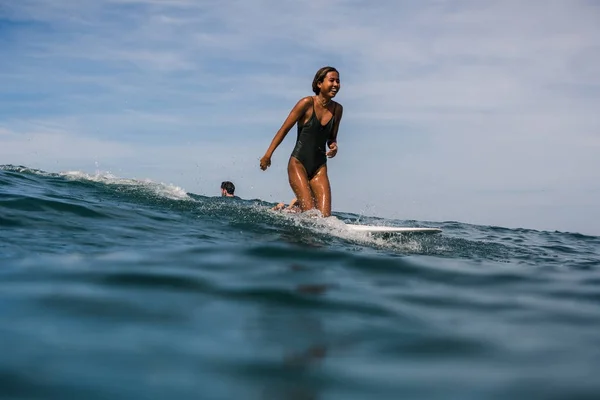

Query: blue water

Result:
[1,164,600,400]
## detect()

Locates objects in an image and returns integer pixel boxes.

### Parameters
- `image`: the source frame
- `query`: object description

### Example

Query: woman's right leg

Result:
[288,157,315,212]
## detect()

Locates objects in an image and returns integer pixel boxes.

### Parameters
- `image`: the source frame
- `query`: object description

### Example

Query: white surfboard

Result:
[345,224,442,234]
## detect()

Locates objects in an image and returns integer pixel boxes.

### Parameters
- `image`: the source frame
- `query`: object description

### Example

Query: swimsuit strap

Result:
[328,103,337,143]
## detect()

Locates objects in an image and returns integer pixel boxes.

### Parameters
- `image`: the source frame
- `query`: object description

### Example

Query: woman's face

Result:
[318,71,340,97]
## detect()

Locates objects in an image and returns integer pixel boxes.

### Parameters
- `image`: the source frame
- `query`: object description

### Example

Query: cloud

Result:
[1,0,599,234]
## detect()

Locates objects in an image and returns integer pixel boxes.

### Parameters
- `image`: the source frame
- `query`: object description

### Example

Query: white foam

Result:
[268,207,424,252]
[60,170,192,201]
[0,165,54,176]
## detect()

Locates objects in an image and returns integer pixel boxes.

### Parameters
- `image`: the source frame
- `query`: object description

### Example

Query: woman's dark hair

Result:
[312,66,339,95]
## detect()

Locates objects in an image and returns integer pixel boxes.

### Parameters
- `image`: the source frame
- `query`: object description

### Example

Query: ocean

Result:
[1,164,599,400]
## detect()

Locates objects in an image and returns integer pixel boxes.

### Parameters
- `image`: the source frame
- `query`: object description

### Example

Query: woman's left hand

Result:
[326,142,337,158]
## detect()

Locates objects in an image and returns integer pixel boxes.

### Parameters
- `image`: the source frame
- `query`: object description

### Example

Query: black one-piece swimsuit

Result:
[290,99,335,179]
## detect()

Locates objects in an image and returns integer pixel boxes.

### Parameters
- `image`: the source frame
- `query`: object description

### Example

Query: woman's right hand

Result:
[259,155,271,170]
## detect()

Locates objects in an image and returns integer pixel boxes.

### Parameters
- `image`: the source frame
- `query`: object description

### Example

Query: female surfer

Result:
[259,66,343,217]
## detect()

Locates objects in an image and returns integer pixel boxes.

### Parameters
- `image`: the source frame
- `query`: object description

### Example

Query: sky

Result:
[1,0,599,235]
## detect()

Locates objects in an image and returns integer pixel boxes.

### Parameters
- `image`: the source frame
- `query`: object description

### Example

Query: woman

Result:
[259,66,343,217]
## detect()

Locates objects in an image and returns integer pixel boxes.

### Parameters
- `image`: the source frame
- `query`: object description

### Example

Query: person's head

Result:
[220,181,235,197]
[312,66,340,96]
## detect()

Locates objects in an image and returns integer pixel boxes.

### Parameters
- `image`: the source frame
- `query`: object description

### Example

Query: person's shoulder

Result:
[289,97,313,114]
[297,96,313,107]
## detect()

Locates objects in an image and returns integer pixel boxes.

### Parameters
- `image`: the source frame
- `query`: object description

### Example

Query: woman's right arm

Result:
[260,97,311,170]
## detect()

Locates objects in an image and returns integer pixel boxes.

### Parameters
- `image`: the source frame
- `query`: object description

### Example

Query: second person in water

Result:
[259,66,343,217]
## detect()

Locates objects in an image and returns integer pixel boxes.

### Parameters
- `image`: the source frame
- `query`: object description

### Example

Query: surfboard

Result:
[345,224,442,234]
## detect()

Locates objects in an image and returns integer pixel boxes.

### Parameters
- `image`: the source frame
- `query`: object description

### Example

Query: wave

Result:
[1,164,599,268]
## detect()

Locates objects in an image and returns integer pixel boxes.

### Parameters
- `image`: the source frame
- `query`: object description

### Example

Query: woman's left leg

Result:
[308,165,331,217]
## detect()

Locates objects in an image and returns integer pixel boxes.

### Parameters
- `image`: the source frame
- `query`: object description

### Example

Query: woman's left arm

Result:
[326,103,343,158]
